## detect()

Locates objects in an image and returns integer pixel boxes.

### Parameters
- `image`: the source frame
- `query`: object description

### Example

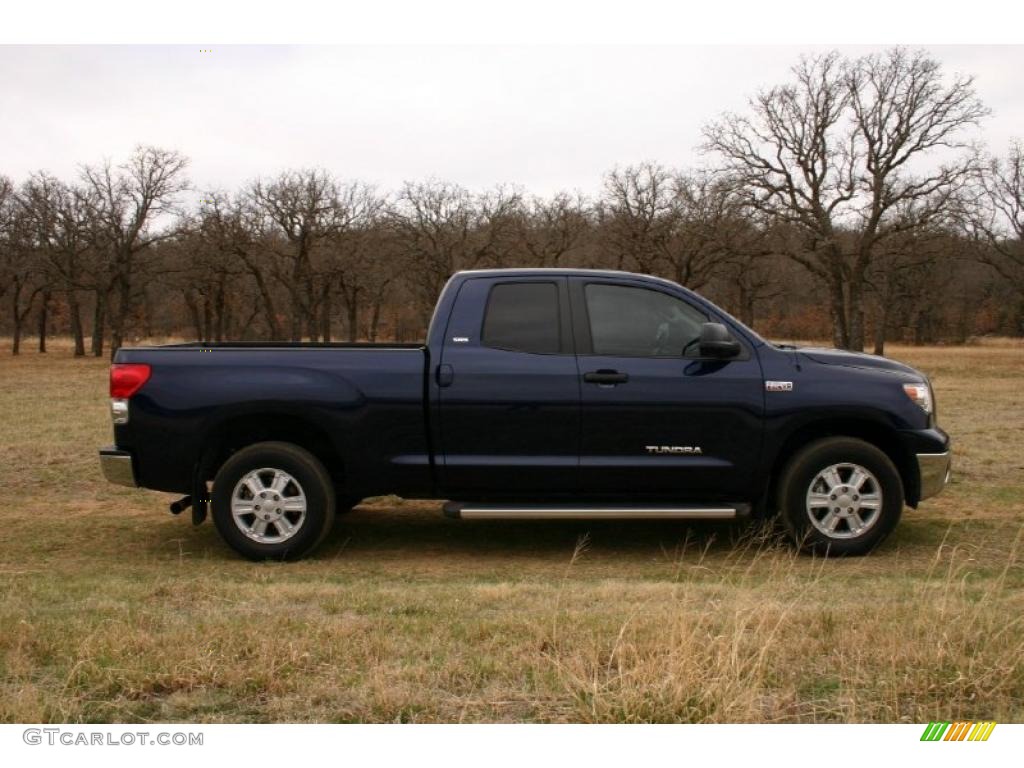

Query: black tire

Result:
[211,441,335,561]
[777,437,903,556]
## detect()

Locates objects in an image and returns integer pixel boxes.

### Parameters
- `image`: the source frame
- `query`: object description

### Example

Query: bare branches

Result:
[702,47,988,349]
[389,180,523,319]
[0,47,1012,351]
[597,163,763,292]
[703,52,854,238]
[79,146,190,354]
[969,141,1024,292]
[847,48,988,248]
[513,191,591,267]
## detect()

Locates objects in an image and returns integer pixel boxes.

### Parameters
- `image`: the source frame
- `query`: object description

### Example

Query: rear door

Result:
[571,277,764,499]
[437,277,580,495]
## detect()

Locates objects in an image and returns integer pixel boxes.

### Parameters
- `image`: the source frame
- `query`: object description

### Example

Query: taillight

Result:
[110,364,151,398]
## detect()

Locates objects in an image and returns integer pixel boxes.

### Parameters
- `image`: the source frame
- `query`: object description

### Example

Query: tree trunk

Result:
[289,296,303,341]
[91,286,106,357]
[11,283,24,356]
[305,273,322,342]
[110,261,132,358]
[68,289,85,356]
[140,286,154,339]
[954,296,971,344]
[37,289,50,353]
[828,277,849,349]
[369,297,384,342]
[11,282,39,356]
[847,278,865,351]
[222,300,234,342]
[238,306,259,341]
[872,302,888,356]
[320,282,332,343]
[346,291,359,343]
[183,292,202,341]
[214,277,226,342]
[202,293,213,343]
[737,281,757,327]
[246,266,281,340]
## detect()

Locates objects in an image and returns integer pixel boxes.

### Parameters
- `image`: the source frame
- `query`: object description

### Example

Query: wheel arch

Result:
[764,418,920,512]
[196,410,347,492]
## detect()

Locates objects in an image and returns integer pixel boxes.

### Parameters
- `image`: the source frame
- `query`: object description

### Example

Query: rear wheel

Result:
[211,441,335,560]
[777,437,903,556]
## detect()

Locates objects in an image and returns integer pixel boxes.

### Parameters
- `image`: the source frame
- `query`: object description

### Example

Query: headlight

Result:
[902,382,933,415]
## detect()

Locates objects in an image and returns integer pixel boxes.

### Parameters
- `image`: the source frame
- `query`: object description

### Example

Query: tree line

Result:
[1,48,1021,357]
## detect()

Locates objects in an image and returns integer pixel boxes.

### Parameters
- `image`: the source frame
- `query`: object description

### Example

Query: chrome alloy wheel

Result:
[230,467,307,544]
[805,462,883,539]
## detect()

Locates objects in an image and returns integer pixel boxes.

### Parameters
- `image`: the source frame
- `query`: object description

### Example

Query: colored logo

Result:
[921,721,996,741]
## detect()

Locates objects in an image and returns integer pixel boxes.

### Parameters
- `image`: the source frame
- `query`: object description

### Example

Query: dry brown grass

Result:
[0,337,1022,723]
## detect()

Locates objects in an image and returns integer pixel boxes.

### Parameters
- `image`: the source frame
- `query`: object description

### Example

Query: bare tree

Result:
[866,214,954,354]
[668,172,745,290]
[16,173,99,355]
[322,183,392,341]
[390,180,521,324]
[198,191,283,339]
[703,48,987,349]
[512,191,591,266]
[598,164,732,289]
[969,141,1024,298]
[0,175,15,309]
[167,204,240,342]
[82,146,189,356]
[1,181,45,355]
[714,207,784,328]
[248,169,353,341]
[598,162,677,274]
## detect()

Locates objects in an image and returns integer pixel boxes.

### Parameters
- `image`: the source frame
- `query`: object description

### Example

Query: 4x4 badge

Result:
[766,381,794,392]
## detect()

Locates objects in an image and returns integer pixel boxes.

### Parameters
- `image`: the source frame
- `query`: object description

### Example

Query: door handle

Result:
[583,370,629,385]
[437,364,454,388]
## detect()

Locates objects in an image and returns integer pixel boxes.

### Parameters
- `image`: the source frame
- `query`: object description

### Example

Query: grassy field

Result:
[1,338,1022,723]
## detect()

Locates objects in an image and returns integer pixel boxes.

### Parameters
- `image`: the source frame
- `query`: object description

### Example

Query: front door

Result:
[571,277,765,499]
[438,276,580,496]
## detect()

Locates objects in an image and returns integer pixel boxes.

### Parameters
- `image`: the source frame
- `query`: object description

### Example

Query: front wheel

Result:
[211,441,335,560]
[777,437,903,556]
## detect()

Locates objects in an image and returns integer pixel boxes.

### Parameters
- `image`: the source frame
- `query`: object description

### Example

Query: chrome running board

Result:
[443,502,748,520]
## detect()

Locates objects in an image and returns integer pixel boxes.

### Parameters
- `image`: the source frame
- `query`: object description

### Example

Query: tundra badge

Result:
[765,381,794,392]
[645,446,703,455]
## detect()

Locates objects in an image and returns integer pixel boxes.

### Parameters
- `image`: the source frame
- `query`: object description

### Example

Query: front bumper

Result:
[99,447,136,487]
[916,451,951,501]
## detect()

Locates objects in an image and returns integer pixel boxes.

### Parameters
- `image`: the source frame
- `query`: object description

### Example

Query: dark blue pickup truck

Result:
[99,268,951,560]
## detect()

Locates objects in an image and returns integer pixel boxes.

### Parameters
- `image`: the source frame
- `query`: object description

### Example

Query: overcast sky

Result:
[2,45,1022,197]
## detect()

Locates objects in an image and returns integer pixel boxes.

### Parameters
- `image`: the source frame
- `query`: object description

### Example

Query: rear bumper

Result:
[916,451,951,501]
[99,447,136,487]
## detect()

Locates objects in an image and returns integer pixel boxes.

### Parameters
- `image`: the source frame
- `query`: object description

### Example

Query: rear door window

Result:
[481,282,561,354]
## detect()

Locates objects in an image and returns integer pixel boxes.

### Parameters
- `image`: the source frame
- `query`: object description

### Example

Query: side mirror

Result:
[697,322,741,359]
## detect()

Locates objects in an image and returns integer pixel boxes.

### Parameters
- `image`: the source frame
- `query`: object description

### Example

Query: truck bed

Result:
[152,341,425,349]
[113,343,434,496]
